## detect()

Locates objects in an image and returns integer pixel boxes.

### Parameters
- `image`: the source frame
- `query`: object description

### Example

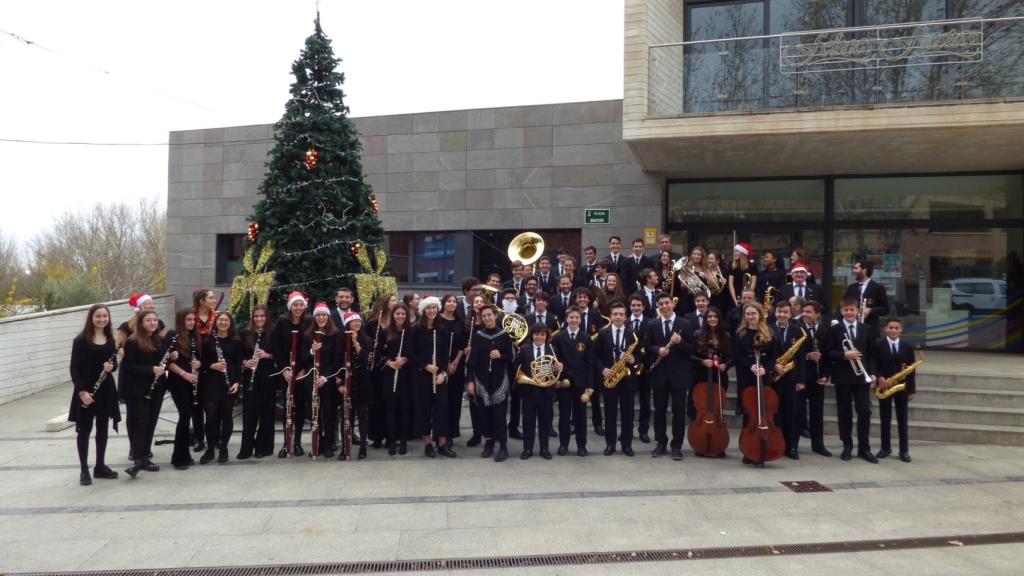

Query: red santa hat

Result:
[286,291,307,310]
[128,293,153,312]
[343,311,362,326]
[733,243,753,257]
[790,262,809,275]
[313,302,330,316]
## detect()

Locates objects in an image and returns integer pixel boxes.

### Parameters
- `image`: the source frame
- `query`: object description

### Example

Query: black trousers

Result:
[479,398,508,444]
[385,380,412,446]
[75,408,110,471]
[312,383,338,454]
[508,383,523,432]
[835,382,872,452]
[806,380,827,451]
[168,382,194,466]
[590,381,603,429]
[447,370,465,438]
[604,378,637,449]
[557,387,588,448]
[522,386,554,452]
[652,381,687,449]
[775,378,798,452]
[879,391,910,454]
[204,392,236,451]
[415,378,449,439]
[636,373,651,435]
[125,397,154,462]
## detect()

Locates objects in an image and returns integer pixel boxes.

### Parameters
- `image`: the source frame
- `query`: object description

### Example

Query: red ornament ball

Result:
[305,147,319,171]
[247,222,260,244]
[370,195,380,214]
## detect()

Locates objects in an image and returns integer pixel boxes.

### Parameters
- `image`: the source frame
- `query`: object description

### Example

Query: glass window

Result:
[689,2,765,41]
[215,234,245,285]
[831,227,1023,351]
[685,2,767,113]
[834,175,1024,221]
[862,0,945,24]
[387,234,411,283]
[956,1,1024,99]
[413,234,455,284]
[668,180,825,223]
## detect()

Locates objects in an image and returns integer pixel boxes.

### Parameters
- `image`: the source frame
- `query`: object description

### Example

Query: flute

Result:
[246,330,264,393]
[81,344,121,408]
[392,329,405,393]
[145,335,178,400]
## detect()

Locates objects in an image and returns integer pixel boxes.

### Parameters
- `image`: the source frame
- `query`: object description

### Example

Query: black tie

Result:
[891,342,897,356]
[614,328,622,361]
[664,319,671,339]
[697,314,703,329]
[633,319,641,332]
[781,325,788,342]
[536,346,542,359]
[797,285,804,298]
[563,295,569,308]
[538,314,544,325]
[848,324,856,341]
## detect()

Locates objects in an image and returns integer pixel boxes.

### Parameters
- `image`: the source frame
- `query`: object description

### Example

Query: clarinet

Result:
[463,311,474,379]
[368,311,383,372]
[246,330,264,393]
[432,328,439,395]
[145,335,178,400]
[214,334,233,394]
[311,331,323,459]
[189,333,200,406]
[81,343,121,408]
[342,330,353,461]
[808,322,821,375]
[392,329,405,393]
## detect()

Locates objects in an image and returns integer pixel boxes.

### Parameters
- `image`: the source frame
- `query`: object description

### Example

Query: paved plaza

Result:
[2,384,1023,576]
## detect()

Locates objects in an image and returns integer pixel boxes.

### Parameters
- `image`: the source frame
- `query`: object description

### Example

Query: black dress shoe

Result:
[639,433,651,444]
[80,471,92,485]
[372,439,383,449]
[388,445,397,456]
[293,444,305,456]
[141,460,160,472]
[494,444,509,462]
[125,465,139,478]
[622,446,634,457]
[217,450,228,464]
[742,456,754,465]
[466,435,482,447]
[651,443,667,458]
[549,429,559,438]
[556,445,568,456]
[508,428,523,440]
[236,452,251,461]
[424,444,436,458]
[876,449,891,459]
[278,448,288,458]
[200,450,215,465]
[813,447,833,457]
[520,449,533,460]
[671,448,683,461]
[438,445,458,458]
[253,452,265,459]
[173,463,189,470]
[840,447,852,461]
[859,450,879,464]
[577,446,588,457]
[398,442,408,455]
[540,449,552,460]
[93,466,118,479]
[603,446,615,456]
[900,452,912,463]
[481,441,494,458]
[801,429,811,439]
[786,449,800,460]
[595,425,605,436]
[323,448,335,459]
[193,441,206,453]
[358,445,368,460]
[351,436,363,446]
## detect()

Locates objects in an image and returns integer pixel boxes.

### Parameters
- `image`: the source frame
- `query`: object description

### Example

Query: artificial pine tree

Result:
[248,14,384,315]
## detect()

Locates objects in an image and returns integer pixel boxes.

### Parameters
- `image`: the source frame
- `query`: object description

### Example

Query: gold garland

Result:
[353,242,397,306]
[229,242,277,318]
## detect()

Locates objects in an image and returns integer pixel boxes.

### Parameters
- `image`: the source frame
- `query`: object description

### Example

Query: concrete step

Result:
[910,388,1024,409]
[917,371,1024,391]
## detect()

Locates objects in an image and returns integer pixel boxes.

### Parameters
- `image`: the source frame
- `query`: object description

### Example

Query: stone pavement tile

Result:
[446,495,706,531]
[77,537,203,573]
[259,506,361,535]
[0,512,93,543]
[396,527,499,560]
[186,531,401,567]
[3,533,110,573]
[356,503,448,532]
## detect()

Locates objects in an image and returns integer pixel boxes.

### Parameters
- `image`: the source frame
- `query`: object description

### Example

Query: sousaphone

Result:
[507,232,545,273]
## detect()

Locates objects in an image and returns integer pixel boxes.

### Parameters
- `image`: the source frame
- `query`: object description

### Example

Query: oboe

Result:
[392,329,405,393]
[145,335,178,400]
[189,333,199,406]
[368,311,383,372]
[82,343,121,408]
[214,334,233,394]
[246,330,263,393]
[311,331,323,459]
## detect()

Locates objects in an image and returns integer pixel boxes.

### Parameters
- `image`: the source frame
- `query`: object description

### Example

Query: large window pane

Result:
[832,227,1023,350]
[956,1,1024,99]
[862,0,945,24]
[835,175,1024,221]
[413,234,455,284]
[668,180,825,223]
[685,2,766,113]
[767,0,855,108]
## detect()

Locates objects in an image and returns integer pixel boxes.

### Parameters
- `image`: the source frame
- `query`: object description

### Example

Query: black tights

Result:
[76,413,109,471]
[204,395,236,451]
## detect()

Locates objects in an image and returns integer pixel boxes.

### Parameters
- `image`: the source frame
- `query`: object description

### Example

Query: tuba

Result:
[508,232,545,275]
[876,348,924,400]
[515,354,570,388]
[673,256,711,299]
[501,311,529,345]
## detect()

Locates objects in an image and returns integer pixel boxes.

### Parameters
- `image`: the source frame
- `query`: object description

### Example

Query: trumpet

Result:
[857,296,873,324]
[842,333,872,384]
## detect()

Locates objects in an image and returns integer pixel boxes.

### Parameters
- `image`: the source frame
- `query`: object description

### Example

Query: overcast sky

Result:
[0,0,624,244]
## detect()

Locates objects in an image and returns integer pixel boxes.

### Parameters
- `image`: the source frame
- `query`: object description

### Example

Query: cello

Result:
[739,342,785,466]
[687,346,729,457]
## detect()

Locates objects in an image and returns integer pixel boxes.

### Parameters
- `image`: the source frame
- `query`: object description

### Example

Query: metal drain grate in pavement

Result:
[14,531,1024,576]
[782,480,833,493]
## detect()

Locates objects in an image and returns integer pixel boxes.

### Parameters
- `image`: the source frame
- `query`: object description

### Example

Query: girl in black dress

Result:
[238,304,275,459]
[121,310,167,478]
[69,304,121,485]
[164,308,201,470]
[383,303,412,456]
[339,312,373,459]
[363,293,393,449]
[734,303,777,425]
[306,303,340,459]
[411,297,457,458]
[439,294,466,447]
[199,312,242,465]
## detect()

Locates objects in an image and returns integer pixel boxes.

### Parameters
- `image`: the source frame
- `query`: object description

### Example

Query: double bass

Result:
[739,343,785,466]
[687,347,729,457]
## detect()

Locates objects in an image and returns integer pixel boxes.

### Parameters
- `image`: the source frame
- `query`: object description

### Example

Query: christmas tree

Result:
[247,14,384,315]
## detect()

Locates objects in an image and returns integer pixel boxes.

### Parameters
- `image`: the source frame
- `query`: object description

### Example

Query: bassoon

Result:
[310,331,323,459]
[284,329,299,456]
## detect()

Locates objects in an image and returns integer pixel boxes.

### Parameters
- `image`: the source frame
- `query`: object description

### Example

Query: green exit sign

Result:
[584,209,611,224]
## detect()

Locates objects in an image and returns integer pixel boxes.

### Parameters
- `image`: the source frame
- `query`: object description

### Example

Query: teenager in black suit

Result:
[628,295,652,443]
[516,276,540,317]
[621,238,654,295]
[874,317,917,462]
[843,260,890,340]
[606,236,624,275]
[502,261,526,298]
[455,277,481,324]
[770,300,806,460]
[634,268,662,319]
[683,292,711,419]
[579,246,598,286]
[526,292,559,332]
[644,293,695,461]
[550,274,575,322]
[778,263,822,305]
[799,300,832,457]
[535,256,558,296]
[595,301,639,456]
[825,296,878,463]
[573,287,606,436]
[552,306,595,456]
[518,323,557,460]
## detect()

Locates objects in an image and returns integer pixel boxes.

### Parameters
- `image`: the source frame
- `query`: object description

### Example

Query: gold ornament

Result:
[353,242,397,306]
[229,242,277,318]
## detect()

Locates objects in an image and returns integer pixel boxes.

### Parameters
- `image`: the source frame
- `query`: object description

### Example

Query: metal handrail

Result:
[649,15,1024,49]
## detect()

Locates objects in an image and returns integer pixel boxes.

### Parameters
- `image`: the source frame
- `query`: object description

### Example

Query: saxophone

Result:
[762,286,777,318]
[876,348,924,400]
[604,332,640,389]
[772,327,808,382]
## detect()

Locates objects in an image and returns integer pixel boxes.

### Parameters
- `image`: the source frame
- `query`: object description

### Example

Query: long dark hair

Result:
[246,304,269,347]
[79,304,114,345]
[697,306,732,355]
[387,303,411,340]
[306,307,337,340]
[366,293,393,328]
[174,307,195,357]
[213,311,238,341]
[130,310,161,353]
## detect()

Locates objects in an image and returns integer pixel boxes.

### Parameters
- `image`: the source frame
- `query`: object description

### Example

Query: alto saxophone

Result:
[876,348,924,400]
[604,332,640,389]
[762,286,777,318]
[772,327,808,382]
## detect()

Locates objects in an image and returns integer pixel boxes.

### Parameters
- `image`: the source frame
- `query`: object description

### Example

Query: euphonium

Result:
[515,354,569,388]
[604,332,639,389]
[772,328,808,382]
[710,266,727,296]
[876,349,924,400]
[673,256,710,299]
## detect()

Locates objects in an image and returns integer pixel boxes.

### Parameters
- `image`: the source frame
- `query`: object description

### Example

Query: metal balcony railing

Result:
[648,16,1024,117]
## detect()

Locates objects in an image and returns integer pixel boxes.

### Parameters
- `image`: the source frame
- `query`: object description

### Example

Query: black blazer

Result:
[825,320,876,386]
[843,279,891,328]
[874,338,917,395]
[778,282,824,305]
[632,287,660,318]
[799,321,830,382]
[549,291,575,321]
[594,324,640,371]
[683,310,711,336]
[526,311,559,332]
[329,306,357,332]
[552,329,595,392]
[502,278,525,298]
[535,272,558,296]
[620,254,654,294]
[580,308,605,338]
[517,293,539,316]
[643,315,695,387]
[771,320,807,386]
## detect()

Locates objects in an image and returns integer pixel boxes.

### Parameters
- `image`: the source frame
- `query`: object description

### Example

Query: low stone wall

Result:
[0,294,176,405]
